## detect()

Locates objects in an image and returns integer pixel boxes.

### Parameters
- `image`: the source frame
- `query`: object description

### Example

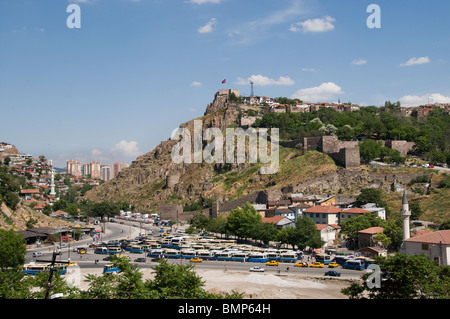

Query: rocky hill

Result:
[0,202,78,231]
[83,91,338,211]
[83,91,448,219]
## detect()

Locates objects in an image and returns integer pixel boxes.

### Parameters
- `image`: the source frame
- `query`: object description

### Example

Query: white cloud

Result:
[291,82,343,102]
[236,74,295,86]
[400,56,430,67]
[198,18,217,34]
[301,68,317,72]
[399,93,450,107]
[111,140,141,157]
[352,59,367,66]
[191,81,202,87]
[290,16,335,33]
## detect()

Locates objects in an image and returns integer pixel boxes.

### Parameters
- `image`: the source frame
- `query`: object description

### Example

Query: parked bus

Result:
[315,253,331,265]
[147,249,164,259]
[140,245,151,252]
[180,249,197,259]
[171,237,186,248]
[342,259,365,270]
[164,249,181,259]
[94,247,108,255]
[192,244,205,250]
[333,255,351,265]
[231,252,248,262]
[107,246,122,255]
[103,264,120,274]
[279,252,298,263]
[128,245,144,254]
[214,252,232,261]
[196,250,215,260]
[248,252,269,263]
[23,263,67,275]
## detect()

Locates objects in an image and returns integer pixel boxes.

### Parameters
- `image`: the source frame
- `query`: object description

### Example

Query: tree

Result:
[0,230,26,270]
[79,256,242,299]
[341,254,450,299]
[340,213,386,249]
[359,139,382,162]
[226,202,262,240]
[89,201,120,221]
[0,230,29,298]
[356,188,388,209]
[293,216,323,250]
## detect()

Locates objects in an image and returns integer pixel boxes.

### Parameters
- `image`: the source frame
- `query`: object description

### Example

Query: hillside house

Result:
[358,227,385,248]
[361,203,387,220]
[274,207,296,221]
[340,207,373,224]
[303,206,341,225]
[400,230,450,266]
[262,216,295,230]
[317,224,341,248]
[358,246,388,257]
[267,199,292,209]
[19,189,41,200]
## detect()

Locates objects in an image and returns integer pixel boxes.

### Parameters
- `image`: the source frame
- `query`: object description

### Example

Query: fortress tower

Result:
[400,191,411,240]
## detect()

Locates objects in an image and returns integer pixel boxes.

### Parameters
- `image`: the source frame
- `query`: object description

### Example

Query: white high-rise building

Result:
[101,165,112,181]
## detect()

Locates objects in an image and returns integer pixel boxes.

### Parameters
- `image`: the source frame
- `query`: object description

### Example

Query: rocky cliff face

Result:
[84,93,241,211]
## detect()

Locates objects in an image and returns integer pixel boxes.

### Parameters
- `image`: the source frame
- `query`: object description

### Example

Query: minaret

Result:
[400,191,411,240]
[50,169,56,196]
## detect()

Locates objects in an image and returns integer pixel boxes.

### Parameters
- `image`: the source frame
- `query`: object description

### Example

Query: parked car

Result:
[134,257,146,262]
[33,252,43,257]
[310,262,324,268]
[325,271,341,277]
[249,266,265,272]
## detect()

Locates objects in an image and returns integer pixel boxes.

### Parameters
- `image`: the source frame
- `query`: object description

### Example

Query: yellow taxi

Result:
[190,257,203,263]
[294,261,308,267]
[309,262,324,268]
[328,261,339,268]
[266,260,279,266]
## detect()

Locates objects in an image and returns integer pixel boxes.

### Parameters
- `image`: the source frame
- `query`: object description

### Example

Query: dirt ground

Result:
[192,269,352,299]
[76,267,353,299]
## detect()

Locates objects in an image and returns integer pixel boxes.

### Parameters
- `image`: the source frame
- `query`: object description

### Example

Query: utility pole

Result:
[44,250,61,299]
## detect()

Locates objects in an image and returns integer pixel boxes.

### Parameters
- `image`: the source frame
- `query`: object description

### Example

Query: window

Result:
[422,244,429,250]
[322,214,326,218]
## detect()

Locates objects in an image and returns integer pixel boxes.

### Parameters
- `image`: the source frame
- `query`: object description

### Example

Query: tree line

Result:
[253,104,450,164]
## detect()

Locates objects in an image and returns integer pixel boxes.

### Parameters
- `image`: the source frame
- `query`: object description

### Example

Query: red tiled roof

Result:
[303,206,341,213]
[358,227,384,234]
[262,216,286,224]
[20,189,40,194]
[343,208,371,214]
[404,230,450,245]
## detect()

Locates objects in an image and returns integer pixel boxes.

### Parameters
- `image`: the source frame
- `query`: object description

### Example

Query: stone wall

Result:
[385,140,416,157]
[303,136,361,168]
[159,204,183,221]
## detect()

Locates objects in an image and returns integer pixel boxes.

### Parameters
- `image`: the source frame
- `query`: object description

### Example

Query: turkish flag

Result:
[222,79,226,84]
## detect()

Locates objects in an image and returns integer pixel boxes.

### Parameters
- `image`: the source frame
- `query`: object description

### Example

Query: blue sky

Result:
[1,0,449,168]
